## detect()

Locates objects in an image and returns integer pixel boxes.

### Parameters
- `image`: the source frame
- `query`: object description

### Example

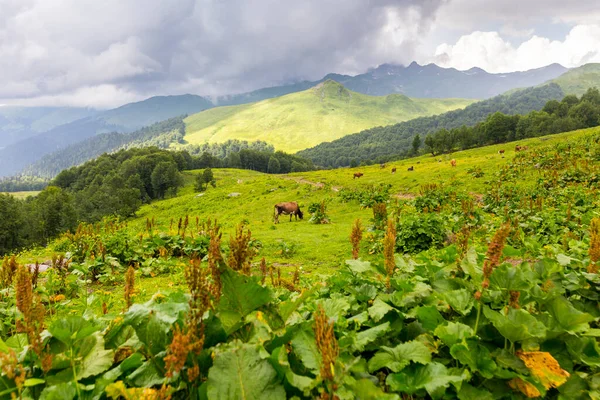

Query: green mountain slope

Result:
[551,63,600,95]
[184,81,475,153]
[298,83,565,166]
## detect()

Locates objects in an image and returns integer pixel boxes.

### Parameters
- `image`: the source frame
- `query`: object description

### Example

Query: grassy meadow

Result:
[183,80,474,152]
[23,125,600,280]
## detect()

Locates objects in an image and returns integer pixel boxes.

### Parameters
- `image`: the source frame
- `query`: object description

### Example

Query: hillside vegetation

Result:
[184,80,475,152]
[551,63,600,96]
[298,83,565,166]
[3,124,600,398]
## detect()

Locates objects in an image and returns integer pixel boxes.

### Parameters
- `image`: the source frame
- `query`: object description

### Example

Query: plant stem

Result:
[474,302,482,335]
[71,348,81,399]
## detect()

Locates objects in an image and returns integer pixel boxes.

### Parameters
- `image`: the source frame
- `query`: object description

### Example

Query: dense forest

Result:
[422,87,600,154]
[0,146,313,254]
[298,83,565,167]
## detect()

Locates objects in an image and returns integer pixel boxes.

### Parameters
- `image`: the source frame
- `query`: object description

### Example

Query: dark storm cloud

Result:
[0,0,446,107]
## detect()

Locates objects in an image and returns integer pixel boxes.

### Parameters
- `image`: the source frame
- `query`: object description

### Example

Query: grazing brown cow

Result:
[407,166,414,171]
[450,159,457,167]
[391,167,397,174]
[274,202,303,224]
[498,149,505,154]
[353,172,364,179]
[380,163,386,169]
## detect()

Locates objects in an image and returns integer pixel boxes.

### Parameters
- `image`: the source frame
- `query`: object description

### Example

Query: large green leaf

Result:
[76,332,114,380]
[565,336,600,367]
[48,316,100,348]
[368,298,395,322]
[368,340,431,373]
[443,289,474,316]
[353,322,391,352]
[207,342,285,400]
[217,267,273,334]
[127,359,164,387]
[386,362,467,399]
[46,322,114,384]
[345,259,375,274]
[124,292,189,355]
[546,296,595,334]
[278,285,318,323]
[415,306,446,332]
[39,382,77,400]
[434,322,474,346]
[450,340,497,378]
[315,294,352,322]
[348,378,400,399]
[269,346,315,393]
[483,307,546,343]
[457,383,494,400]
[290,324,321,373]
[488,264,531,291]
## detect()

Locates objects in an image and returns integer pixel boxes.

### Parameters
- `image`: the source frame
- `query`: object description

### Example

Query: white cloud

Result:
[431,24,600,72]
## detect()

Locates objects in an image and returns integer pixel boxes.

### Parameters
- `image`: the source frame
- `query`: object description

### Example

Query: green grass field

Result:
[2,190,40,199]
[182,80,474,153]
[46,125,586,282]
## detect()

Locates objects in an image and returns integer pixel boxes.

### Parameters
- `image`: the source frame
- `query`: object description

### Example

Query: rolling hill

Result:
[297,83,566,166]
[550,63,600,96]
[183,80,475,153]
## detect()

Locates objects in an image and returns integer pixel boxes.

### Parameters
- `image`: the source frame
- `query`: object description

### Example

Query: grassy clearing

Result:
[183,80,474,153]
[2,190,40,199]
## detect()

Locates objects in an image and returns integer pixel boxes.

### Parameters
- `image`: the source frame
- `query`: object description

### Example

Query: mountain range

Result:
[0,62,597,178]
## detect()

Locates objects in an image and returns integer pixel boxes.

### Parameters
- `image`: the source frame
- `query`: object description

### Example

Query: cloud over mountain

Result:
[0,0,444,108]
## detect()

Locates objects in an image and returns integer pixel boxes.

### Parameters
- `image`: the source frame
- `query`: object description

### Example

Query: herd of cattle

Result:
[275,145,529,222]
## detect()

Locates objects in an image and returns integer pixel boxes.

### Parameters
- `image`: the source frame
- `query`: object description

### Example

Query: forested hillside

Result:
[422,87,600,154]
[298,83,565,166]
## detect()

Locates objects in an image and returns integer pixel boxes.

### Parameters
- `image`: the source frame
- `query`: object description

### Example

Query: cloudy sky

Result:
[1,0,599,108]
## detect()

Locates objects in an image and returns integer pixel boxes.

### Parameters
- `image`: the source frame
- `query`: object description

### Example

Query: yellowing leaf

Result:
[508,378,542,398]
[517,351,570,390]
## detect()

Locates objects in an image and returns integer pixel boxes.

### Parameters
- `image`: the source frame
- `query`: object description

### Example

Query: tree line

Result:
[422,87,600,155]
[297,83,565,167]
